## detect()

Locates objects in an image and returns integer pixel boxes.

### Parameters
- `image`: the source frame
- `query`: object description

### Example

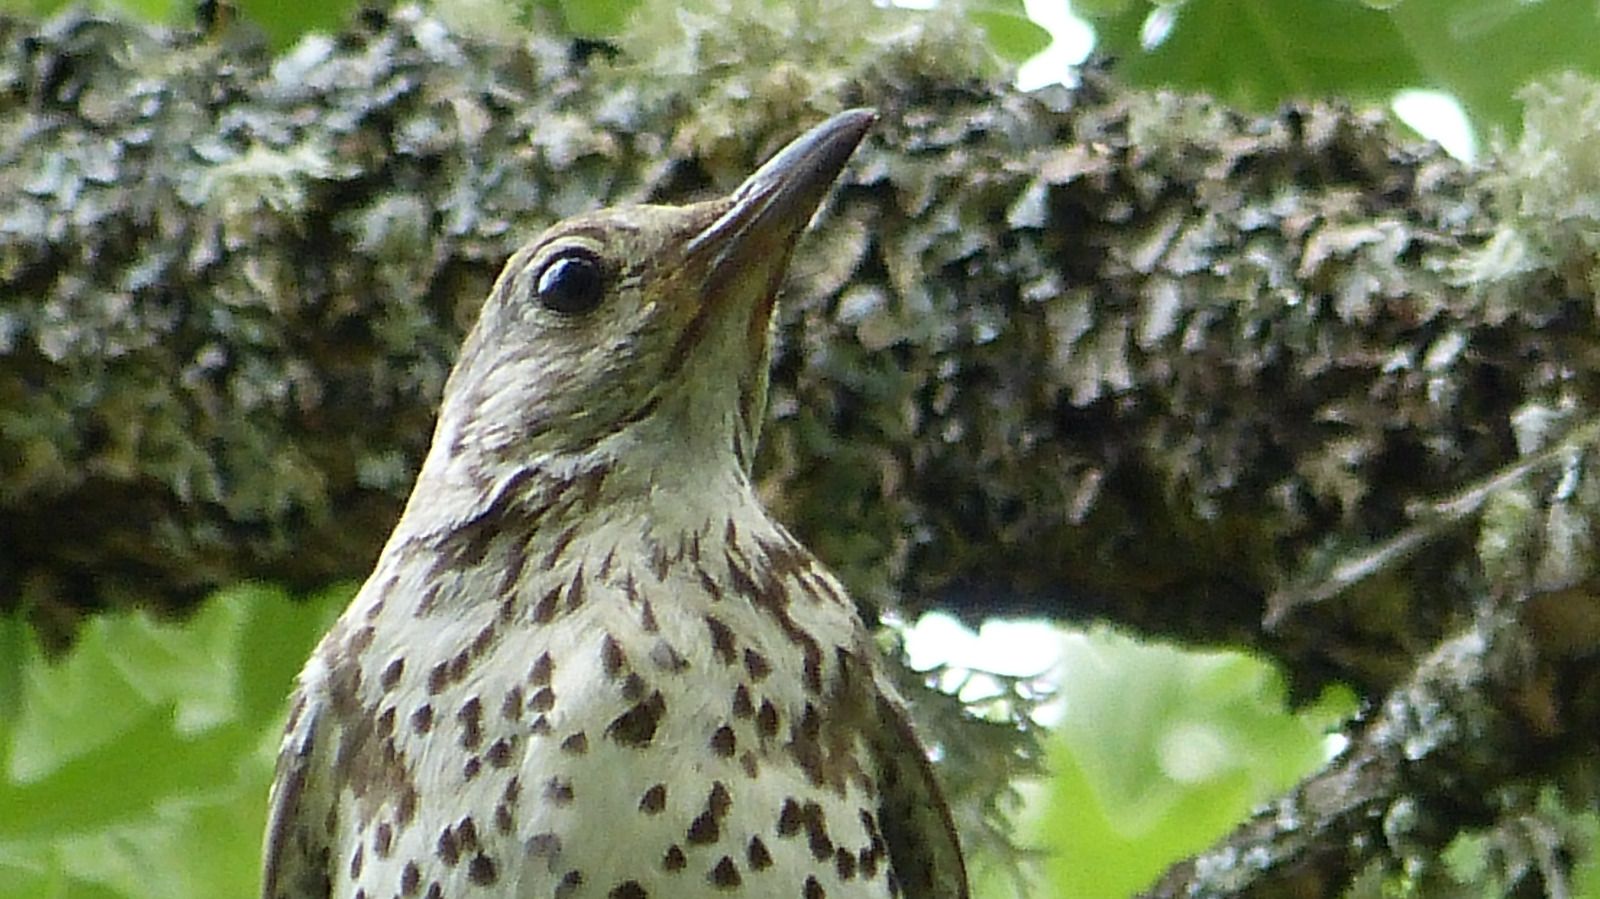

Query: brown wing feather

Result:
[261,688,335,899]
[872,689,970,899]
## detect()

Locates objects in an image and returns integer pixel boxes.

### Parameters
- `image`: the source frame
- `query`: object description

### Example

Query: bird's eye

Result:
[533,249,606,315]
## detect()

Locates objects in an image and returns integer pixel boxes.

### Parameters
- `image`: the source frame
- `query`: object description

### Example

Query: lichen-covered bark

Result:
[5,7,1600,895]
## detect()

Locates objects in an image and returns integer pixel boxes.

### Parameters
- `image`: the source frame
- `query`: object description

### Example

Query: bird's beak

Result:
[685,108,876,294]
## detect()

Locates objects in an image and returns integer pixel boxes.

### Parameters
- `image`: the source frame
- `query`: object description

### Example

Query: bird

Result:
[261,108,968,899]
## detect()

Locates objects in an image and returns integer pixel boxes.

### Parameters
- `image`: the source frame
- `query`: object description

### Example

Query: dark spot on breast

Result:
[502,686,524,720]
[468,853,498,885]
[416,583,440,618]
[564,570,586,613]
[743,649,771,681]
[802,645,823,694]
[410,703,433,733]
[471,623,496,657]
[696,564,724,602]
[606,691,665,747]
[544,524,582,571]
[747,835,773,870]
[556,869,584,898]
[463,756,481,780]
[601,634,626,677]
[526,833,562,872]
[803,801,833,860]
[437,826,460,866]
[381,658,405,691]
[396,786,417,826]
[377,707,396,736]
[640,783,667,814]
[663,844,687,871]
[621,672,647,702]
[457,697,483,749]
[427,663,449,695]
[486,737,515,768]
[777,798,802,836]
[561,731,589,755]
[708,856,741,888]
[449,648,471,683]
[530,652,553,686]
[789,745,825,787]
[373,822,393,858]
[756,700,779,738]
[349,844,363,879]
[732,685,754,717]
[546,777,575,805]
[709,782,732,818]
[804,874,825,899]
[608,881,647,899]
[710,725,737,758]
[533,585,562,623]
[649,541,670,581]
[836,847,857,879]
[704,615,736,663]
[400,861,420,895]
[686,810,719,844]
[530,687,557,712]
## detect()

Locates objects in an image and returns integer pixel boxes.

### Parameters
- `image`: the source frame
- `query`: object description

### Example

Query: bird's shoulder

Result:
[261,673,337,899]
[865,667,971,899]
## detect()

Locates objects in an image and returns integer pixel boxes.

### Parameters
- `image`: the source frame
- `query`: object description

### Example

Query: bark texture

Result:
[4,6,1600,895]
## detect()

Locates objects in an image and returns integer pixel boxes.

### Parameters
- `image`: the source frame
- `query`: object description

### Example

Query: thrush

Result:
[262,108,967,899]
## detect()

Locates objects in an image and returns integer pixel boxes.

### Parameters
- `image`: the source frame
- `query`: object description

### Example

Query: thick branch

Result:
[4,11,1526,691]
[1147,581,1600,897]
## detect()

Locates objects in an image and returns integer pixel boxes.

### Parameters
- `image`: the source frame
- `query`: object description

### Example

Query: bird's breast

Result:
[317,516,899,898]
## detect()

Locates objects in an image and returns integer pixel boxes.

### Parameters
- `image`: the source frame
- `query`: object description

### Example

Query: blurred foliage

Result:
[0,585,349,899]
[1076,0,1600,141]
[1030,629,1355,898]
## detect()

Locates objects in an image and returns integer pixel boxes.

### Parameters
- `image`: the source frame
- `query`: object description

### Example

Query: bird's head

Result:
[420,109,874,505]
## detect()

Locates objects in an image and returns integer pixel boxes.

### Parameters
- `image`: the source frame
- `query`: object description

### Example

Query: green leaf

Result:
[233,0,362,47]
[112,0,187,25]
[1086,0,1422,111]
[1389,0,1600,137]
[968,5,1055,64]
[558,0,644,36]
[0,584,351,899]
[1038,629,1352,898]
[1079,0,1600,143]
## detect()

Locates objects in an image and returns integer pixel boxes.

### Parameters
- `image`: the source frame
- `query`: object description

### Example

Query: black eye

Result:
[533,249,605,315]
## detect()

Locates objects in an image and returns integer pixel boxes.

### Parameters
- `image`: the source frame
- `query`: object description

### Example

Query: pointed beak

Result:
[686,108,876,278]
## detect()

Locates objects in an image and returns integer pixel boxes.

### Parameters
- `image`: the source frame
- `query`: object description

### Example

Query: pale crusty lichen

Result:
[1456,74,1600,310]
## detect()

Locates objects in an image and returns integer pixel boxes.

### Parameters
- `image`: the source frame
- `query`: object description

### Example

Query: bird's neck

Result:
[374,445,785,620]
